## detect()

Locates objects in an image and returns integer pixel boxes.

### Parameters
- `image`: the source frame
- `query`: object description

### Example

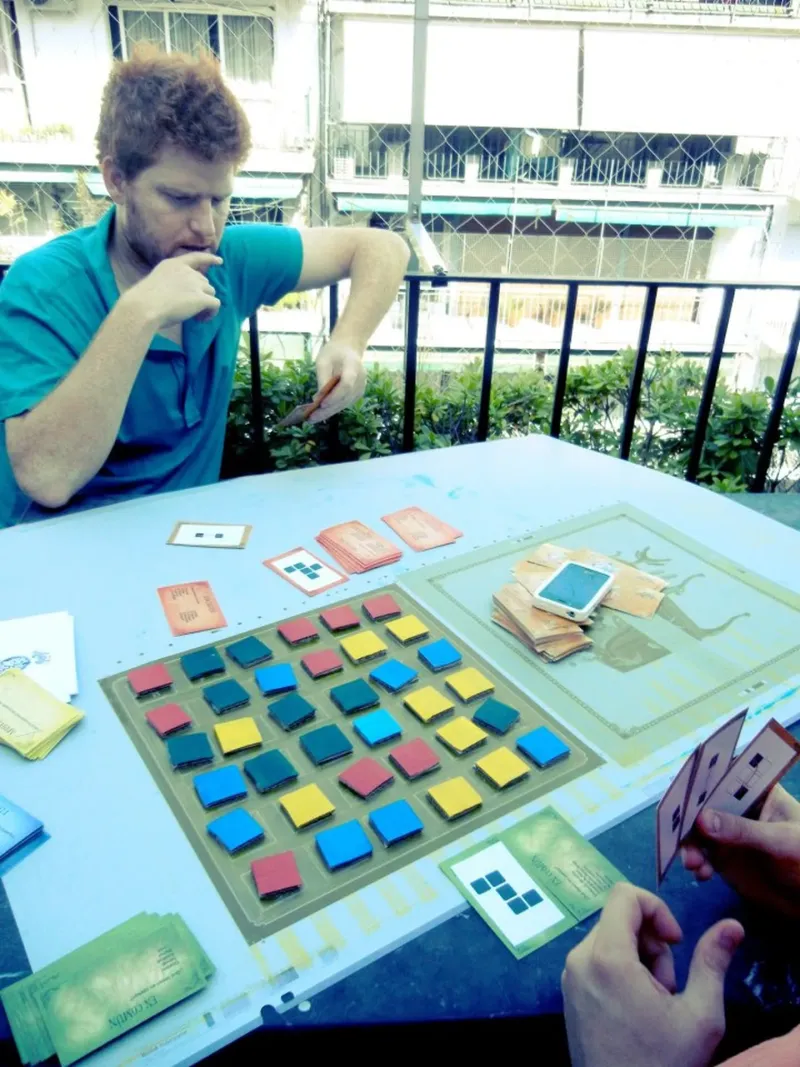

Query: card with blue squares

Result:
[102,585,597,947]
[442,808,625,958]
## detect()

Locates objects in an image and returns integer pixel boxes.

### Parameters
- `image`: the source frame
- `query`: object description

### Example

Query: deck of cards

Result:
[656,711,800,884]
[317,521,402,574]
[0,669,84,760]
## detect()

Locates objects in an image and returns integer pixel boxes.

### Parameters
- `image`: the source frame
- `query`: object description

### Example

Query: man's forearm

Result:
[6,293,157,508]
[331,231,409,352]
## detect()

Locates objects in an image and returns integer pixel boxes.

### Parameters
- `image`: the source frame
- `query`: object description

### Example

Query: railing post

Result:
[685,286,736,484]
[477,280,501,442]
[619,284,658,461]
[329,283,339,333]
[402,278,421,453]
[753,296,800,493]
[248,314,265,473]
[550,282,579,438]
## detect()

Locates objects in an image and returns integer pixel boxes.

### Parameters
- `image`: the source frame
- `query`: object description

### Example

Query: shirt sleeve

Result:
[0,269,91,422]
[220,223,304,321]
[719,1026,800,1067]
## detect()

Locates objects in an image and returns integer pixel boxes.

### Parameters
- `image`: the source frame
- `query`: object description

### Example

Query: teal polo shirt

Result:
[0,207,303,527]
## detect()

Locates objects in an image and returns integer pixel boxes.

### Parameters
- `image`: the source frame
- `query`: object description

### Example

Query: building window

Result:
[118,9,273,87]
[0,1,14,79]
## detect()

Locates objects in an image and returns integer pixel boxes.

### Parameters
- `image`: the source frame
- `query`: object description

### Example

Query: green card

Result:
[440,806,627,959]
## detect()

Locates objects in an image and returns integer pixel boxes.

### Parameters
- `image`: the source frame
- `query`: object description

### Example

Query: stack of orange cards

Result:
[316,521,402,574]
[157,581,227,636]
[382,507,463,552]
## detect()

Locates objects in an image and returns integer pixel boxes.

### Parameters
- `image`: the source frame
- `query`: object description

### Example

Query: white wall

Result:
[335,17,579,128]
[583,30,800,137]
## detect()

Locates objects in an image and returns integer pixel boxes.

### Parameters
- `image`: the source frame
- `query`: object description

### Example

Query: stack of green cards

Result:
[1,913,214,1066]
[441,807,627,959]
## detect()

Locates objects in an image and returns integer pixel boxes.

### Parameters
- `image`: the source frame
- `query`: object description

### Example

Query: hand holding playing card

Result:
[309,341,366,422]
[562,883,743,1067]
[681,785,800,920]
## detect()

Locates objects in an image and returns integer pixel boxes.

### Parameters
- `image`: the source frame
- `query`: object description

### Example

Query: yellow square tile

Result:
[475,747,530,789]
[403,686,454,724]
[280,783,335,829]
[445,667,495,704]
[213,717,262,755]
[341,631,388,664]
[436,716,488,756]
[427,776,482,820]
[386,615,430,645]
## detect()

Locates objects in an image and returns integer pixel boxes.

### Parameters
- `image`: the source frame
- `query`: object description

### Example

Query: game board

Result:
[403,504,800,766]
[101,588,601,945]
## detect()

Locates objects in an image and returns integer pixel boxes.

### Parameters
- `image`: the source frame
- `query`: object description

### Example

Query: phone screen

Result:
[538,562,610,610]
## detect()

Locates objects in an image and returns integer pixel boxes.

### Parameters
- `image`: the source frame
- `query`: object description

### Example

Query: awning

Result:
[555,204,769,228]
[337,195,552,218]
[82,173,303,200]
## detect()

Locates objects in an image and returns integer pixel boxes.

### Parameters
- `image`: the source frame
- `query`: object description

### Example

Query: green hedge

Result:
[221,348,800,493]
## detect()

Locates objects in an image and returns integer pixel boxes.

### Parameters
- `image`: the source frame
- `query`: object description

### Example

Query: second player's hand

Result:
[309,341,367,422]
[562,883,744,1067]
[124,251,223,331]
[681,785,800,919]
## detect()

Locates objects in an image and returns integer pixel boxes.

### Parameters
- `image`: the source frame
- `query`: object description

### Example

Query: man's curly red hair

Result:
[96,45,251,179]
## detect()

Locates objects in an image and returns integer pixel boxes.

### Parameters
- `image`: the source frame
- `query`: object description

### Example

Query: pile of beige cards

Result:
[0,669,83,760]
[1,912,214,1066]
[492,543,667,662]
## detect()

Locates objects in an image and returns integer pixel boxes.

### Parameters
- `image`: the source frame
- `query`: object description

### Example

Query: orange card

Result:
[157,581,227,637]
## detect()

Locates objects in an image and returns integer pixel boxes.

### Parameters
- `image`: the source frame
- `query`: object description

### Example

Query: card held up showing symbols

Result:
[263,547,348,596]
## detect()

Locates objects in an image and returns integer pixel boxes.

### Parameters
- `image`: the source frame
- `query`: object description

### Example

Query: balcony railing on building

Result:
[573,157,648,187]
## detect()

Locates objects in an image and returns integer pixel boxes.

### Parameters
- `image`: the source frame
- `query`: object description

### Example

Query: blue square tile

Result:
[268,692,316,731]
[315,820,373,871]
[497,883,516,901]
[226,636,273,669]
[181,648,225,682]
[508,897,528,915]
[166,732,214,769]
[353,709,403,747]
[472,698,521,736]
[369,659,419,694]
[202,678,251,715]
[486,870,504,887]
[368,799,424,847]
[284,565,296,573]
[522,889,542,907]
[193,765,248,809]
[207,809,264,854]
[300,724,353,766]
[418,638,462,673]
[517,726,571,768]
[471,878,491,895]
[329,678,380,715]
[255,663,297,696]
[243,750,298,793]
[311,563,322,570]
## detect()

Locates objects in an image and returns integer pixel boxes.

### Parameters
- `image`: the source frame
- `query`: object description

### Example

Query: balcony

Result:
[573,157,648,187]
[661,160,706,188]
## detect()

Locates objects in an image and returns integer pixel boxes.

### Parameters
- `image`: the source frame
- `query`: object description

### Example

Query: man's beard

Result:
[124,202,168,270]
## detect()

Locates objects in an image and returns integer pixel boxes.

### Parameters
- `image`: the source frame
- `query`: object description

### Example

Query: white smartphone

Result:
[530,560,615,623]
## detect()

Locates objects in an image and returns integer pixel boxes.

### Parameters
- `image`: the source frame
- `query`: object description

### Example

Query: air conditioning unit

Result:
[520,132,544,158]
[26,0,77,12]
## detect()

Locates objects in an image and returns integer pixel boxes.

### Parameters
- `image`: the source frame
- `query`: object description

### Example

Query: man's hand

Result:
[562,883,744,1067]
[309,341,366,422]
[681,785,800,919]
[124,252,222,332]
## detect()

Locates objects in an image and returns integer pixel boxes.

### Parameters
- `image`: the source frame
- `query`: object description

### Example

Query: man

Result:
[563,784,800,1066]
[0,47,409,527]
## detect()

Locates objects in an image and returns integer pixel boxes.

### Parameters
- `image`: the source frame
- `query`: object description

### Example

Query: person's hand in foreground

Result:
[681,784,800,920]
[309,341,367,423]
[562,882,744,1067]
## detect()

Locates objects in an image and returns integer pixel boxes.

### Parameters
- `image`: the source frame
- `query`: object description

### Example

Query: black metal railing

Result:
[3,262,800,492]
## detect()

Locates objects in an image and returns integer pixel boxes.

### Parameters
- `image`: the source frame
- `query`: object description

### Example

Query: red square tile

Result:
[251,851,303,898]
[145,703,192,737]
[301,649,344,679]
[128,663,173,697]
[278,618,319,646]
[338,757,394,799]
[389,738,441,780]
[363,594,403,622]
[320,606,361,633]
